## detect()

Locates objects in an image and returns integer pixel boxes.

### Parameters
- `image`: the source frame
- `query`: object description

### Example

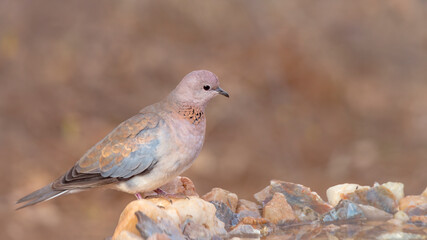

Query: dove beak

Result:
[215,87,230,98]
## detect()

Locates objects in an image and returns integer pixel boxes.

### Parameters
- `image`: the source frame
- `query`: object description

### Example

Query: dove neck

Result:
[165,92,207,112]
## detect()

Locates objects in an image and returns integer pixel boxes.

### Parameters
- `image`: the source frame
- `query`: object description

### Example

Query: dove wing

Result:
[52,112,164,190]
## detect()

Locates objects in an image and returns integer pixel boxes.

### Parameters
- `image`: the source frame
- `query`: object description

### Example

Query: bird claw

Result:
[134,189,189,203]
[150,188,189,203]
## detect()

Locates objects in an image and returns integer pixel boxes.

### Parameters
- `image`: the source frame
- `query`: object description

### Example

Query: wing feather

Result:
[51,112,163,190]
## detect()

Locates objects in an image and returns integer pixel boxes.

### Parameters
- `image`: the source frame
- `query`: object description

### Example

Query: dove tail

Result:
[16,184,68,210]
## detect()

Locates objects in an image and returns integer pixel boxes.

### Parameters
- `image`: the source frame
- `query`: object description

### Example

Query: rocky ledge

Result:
[111,177,427,239]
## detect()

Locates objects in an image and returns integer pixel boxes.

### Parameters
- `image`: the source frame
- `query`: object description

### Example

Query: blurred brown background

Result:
[1,0,427,239]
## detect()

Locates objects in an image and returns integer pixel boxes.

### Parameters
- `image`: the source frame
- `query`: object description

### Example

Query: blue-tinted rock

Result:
[210,201,239,230]
[322,200,366,222]
[255,180,332,222]
[135,211,185,240]
[228,224,261,239]
[343,185,398,214]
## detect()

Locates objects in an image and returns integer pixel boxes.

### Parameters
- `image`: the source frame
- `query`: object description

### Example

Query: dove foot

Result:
[154,188,188,199]
[141,188,188,203]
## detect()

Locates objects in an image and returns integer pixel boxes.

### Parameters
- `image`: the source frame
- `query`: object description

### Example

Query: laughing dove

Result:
[17,70,229,209]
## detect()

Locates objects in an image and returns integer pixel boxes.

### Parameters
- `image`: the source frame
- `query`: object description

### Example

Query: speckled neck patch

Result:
[178,106,205,125]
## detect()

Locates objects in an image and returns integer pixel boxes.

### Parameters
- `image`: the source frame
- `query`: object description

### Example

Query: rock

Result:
[387,218,404,226]
[237,210,262,219]
[236,199,261,220]
[342,185,398,214]
[113,197,226,240]
[135,211,184,240]
[422,187,427,197]
[254,180,332,219]
[377,232,427,240]
[210,201,239,231]
[147,234,172,240]
[406,204,427,217]
[322,200,365,222]
[162,197,226,236]
[293,206,321,222]
[135,211,167,239]
[399,195,427,216]
[323,223,340,232]
[262,192,296,224]
[237,199,260,215]
[254,185,272,205]
[409,215,427,226]
[382,182,405,202]
[326,184,370,206]
[358,204,393,221]
[228,224,261,239]
[202,188,238,212]
[326,182,404,211]
[113,200,176,239]
[112,181,427,240]
[182,220,216,240]
[144,176,198,198]
[394,211,410,222]
[115,231,144,240]
[238,216,268,226]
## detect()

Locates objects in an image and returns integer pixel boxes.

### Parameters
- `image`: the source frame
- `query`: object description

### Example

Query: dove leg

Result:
[135,193,142,199]
[154,188,167,195]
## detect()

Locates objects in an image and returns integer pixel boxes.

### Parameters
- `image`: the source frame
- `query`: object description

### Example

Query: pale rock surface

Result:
[166,197,226,235]
[394,211,410,222]
[113,200,175,239]
[358,204,393,221]
[262,192,296,224]
[253,185,272,204]
[147,233,172,240]
[202,187,239,212]
[228,224,261,239]
[382,182,405,202]
[293,206,321,221]
[182,220,214,239]
[409,215,427,225]
[135,211,184,239]
[326,183,370,206]
[237,199,260,214]
[115,231,144,240]
[341,185,399,214]
[236,199,261,219]
[377,231,426,240]
[113,197,225,239]
[399,195,427,213]
[255,180,332,217]
[399,194,427,218]
[422,186,427,197]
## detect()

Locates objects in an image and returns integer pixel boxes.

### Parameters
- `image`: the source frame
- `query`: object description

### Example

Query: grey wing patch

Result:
[72,113,165,184]
[101,138,160,178]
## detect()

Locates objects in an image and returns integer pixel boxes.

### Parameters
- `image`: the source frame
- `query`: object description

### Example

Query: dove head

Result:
[169,70,229,108]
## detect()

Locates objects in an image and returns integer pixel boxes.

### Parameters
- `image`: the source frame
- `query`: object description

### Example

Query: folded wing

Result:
[52,112,163,190]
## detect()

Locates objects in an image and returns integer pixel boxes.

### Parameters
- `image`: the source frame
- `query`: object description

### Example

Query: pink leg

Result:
[154,188,167,195]
[135,193,142,199]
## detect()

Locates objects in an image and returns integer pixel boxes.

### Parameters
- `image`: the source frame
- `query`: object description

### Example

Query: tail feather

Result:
[16,184,68,210]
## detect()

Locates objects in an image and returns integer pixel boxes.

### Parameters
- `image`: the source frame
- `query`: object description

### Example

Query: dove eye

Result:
[203,85,210,91]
